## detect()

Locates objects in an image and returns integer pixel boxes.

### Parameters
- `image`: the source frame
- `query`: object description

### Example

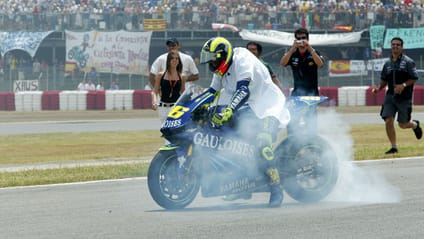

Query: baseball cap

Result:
[166,38,179,45]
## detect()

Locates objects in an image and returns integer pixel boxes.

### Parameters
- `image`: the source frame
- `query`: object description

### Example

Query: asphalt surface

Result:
[0,157,423,239]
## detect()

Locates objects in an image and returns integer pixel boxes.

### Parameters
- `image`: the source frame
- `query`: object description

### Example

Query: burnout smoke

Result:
[318,109,401,203]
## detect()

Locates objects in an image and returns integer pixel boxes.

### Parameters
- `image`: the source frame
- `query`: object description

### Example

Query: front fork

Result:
[159,144,193,176]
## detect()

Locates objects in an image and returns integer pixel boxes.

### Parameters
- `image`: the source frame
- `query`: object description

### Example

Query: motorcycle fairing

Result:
[192,129,270,197]
[160,91,215,141]
[159,145,179,151]
[286,96,328,112]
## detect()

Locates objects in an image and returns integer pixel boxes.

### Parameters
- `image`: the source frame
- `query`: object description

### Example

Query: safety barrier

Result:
[319,87,339,106]
[0,92,15,111]
[105,90,134,110]
[15,91,43,112]
[59,91,88,111]
[414,86,424,105]
[337,86,369,106]
[1,86,424,111]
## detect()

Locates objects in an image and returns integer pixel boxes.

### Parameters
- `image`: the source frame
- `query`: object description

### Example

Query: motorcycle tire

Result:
[276,134,338,203]
[147,150,200,210]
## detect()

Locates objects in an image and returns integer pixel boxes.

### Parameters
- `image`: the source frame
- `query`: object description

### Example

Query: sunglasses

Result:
[296,36,307,40]
[391,43,402,46]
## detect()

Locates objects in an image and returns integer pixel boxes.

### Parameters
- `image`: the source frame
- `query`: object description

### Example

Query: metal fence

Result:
[1,8,423,32]
[0,64,150,92]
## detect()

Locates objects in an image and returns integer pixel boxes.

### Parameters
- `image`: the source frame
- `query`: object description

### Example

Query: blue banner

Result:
[0,31,53,57]
[384,28,424,49]
[369,25,385,50]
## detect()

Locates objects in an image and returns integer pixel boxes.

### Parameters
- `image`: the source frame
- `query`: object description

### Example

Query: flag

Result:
[330,60,350,74]
[64,61,78,77]
[332,26,353,32]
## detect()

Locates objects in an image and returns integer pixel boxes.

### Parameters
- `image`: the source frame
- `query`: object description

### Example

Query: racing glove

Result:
[202,89,219,111]
[211,80,249,127]
[212,107,233,126]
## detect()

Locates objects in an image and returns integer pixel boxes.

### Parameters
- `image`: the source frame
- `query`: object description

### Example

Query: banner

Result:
[366,58,389,71]
[0,31,53,57]
[383,27,424,49]
[144,19,167,31]
[239,29,364,46]
[329,60,367,77]
[14,80,39,92]
[369,25,385,50]
[65,30,152,75]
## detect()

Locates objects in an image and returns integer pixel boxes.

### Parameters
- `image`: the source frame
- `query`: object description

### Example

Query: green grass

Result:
[0,124,422,188]
[0,131,161,164]
[351,124,423,160]
[0,164,149,187]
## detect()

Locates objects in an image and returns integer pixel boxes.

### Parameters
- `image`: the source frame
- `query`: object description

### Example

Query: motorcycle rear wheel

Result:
[147,150,200,210]
[277,135,338,203]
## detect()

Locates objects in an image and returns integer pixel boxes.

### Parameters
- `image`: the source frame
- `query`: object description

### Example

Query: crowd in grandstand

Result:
[0,0,423,32]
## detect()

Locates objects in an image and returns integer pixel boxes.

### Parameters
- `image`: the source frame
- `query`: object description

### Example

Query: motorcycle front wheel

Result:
[276,135,338,203]
[147,150,200,210]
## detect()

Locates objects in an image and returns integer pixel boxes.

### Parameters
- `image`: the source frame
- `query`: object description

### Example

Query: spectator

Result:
[110,81,119,90]
[87,67,97,82]
[96,81,105,91]
[246,41,284,93]
[87,80,96,90]
[373,42,383,58]
[77,79,88,90]
[1,0,424,32]
[32,58,41,80]
[152,50,186,124]
[280,27,325,93]
[149,37,199,91]
[279,27,325,134]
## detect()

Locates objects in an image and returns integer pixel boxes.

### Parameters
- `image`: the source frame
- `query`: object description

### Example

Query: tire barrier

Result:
[0,92,15,111]
[1,87,424,111]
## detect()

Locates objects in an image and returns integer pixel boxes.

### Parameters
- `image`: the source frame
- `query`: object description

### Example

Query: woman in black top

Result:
[152,50,186,123]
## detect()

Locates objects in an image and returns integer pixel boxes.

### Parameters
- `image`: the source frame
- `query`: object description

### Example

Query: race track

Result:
[0,157,423,239]
[0,110,423,239]
[0,111,423,135]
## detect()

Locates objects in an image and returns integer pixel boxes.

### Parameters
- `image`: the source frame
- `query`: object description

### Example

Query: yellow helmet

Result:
[200,37,233,76]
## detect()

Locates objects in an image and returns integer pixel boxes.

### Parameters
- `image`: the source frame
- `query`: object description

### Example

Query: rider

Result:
[199,37,290,208]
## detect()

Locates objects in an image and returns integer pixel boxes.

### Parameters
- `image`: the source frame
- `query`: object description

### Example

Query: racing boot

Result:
[267,168,283,208]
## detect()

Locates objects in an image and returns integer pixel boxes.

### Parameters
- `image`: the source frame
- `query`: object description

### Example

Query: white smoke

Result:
[318,109,401,203]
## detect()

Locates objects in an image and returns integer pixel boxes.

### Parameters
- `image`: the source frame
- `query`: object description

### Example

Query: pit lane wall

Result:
[1,86,424,111]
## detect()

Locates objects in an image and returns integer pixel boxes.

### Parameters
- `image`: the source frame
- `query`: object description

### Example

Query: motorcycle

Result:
[147,89,338,210]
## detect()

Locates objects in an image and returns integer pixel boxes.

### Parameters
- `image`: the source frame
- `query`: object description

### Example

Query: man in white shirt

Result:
[77,79,88,91]
[87,80,96,90]
[96,82,105,91]
[149,38,199,90]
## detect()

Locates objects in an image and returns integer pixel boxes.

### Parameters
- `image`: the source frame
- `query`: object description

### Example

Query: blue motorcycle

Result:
[147,90,338,210]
